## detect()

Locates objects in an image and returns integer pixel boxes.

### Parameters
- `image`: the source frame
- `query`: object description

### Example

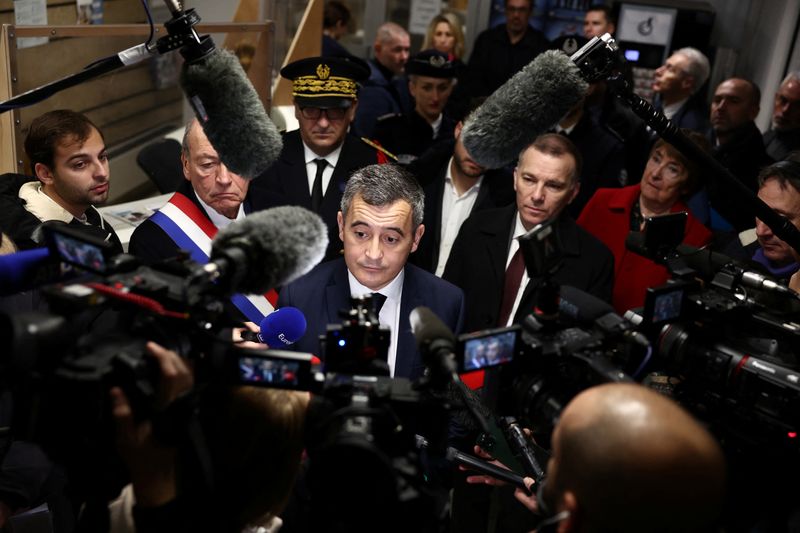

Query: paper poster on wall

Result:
[13,0,48,49]
[618,4,677,46]
[409,0,441,36]
[77,0,104,24]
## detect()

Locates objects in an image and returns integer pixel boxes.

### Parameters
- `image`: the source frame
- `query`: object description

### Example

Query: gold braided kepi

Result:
[281,56,370,107]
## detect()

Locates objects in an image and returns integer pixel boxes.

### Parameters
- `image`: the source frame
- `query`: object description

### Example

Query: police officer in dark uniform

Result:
[253,56,395,262]
[373,50,457,164]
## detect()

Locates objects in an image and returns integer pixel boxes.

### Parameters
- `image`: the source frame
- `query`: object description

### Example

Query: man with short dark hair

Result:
[409,119,515,276]
[254,56,392,261]
[278,164,464,380]
[443,133,614,333]
[0,109,122,253]
[706,77,773,231]
[583,4,615,38]
[749,161,800,281]
[354,22,412,137]
[374,50,458,163]
[764,72,800,161]
[464,0,550,100]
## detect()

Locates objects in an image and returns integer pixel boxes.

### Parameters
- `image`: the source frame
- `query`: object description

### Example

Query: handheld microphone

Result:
[199,206,328,295]
[0,247,56,296]
[460,50,589,168]
[240,307,307,346]
[409,306,460,382]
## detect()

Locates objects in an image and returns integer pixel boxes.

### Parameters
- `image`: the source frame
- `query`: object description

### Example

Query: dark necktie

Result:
[497,246,524,326]
[311,158,327,212]
[371,292,387,316]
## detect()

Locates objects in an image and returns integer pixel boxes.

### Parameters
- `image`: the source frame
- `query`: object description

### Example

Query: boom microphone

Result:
[202,206,328,295]
[460,50,588,169]
[241,307,307,346]
[181,47,283,180]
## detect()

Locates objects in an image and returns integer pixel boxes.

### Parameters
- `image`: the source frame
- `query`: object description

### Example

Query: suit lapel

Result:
[428,167,447,267]
[326,259,352,325]
[396,267,423,379]
[484,205,516,286]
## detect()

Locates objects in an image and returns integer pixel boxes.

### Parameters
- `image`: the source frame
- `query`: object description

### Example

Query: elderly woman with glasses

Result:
[577,130,712,314]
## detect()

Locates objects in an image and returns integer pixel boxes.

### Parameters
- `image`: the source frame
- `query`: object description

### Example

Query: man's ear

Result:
[410,223,425,253]
[34,163,54,185]
[337,211,345,243]
[181,152,191,182]
[454,121,463,138]
[556,491,579,533]
[568,181,580,204]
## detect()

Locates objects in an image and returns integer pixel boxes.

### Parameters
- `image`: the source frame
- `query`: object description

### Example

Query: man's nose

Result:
[365,236,383,259]
[755,217,771,237]
[216,164,233,184]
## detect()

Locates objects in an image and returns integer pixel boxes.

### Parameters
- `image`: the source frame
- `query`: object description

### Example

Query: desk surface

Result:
[97,193,172,252]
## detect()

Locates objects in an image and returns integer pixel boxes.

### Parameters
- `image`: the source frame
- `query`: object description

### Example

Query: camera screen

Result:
[238,356,302,386]
[462,330,517,372]
[51,231,107,274]
[644,283,686,325]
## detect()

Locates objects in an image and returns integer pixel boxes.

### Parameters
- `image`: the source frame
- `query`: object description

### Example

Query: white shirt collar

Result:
[662,97,688,120]
[445,156,483,196]
[303,141,343,168]
[194,189,246,229]
[347,267,404,301]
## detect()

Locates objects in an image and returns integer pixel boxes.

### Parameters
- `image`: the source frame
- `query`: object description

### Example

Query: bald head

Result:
[545,383,725,532]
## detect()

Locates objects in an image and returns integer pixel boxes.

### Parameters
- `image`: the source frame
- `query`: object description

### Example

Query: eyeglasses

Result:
[300,107,348,121]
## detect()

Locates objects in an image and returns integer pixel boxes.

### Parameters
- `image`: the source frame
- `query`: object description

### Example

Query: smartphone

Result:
[457,326,520,373]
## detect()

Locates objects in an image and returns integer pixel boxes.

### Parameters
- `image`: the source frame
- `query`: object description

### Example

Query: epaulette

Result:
[361,137,398,162]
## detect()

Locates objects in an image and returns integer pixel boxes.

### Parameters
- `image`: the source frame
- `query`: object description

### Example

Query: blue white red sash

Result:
[150,192,277,323]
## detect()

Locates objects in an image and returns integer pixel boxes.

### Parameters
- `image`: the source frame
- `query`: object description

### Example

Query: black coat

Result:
[764,128,800,161]
[442,205,614,332]
[251,131,384,262]
[373,110,456,163]
[464,24,550,99]
[709,121,774,231]
[406,140,515,273]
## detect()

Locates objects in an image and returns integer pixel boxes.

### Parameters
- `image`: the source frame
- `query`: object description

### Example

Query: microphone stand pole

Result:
[571,34,800,255]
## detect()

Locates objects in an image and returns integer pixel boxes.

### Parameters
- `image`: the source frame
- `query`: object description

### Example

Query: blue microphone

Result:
[0,247,54,296]
[241,307,307,346]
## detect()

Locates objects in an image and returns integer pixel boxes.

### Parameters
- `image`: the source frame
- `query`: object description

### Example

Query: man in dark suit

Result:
[443,133,614,333]
[278,164,464,380]
[253,56,392,262]
[408,121,515,275]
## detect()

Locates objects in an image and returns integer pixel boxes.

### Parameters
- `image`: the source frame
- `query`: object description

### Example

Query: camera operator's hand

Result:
[110,341,193,508]
[514,477,539,513]
[233,321,268,349]
[463,445,515,487]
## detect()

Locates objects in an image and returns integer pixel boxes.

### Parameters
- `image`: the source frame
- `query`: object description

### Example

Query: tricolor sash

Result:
[150,192,277,322]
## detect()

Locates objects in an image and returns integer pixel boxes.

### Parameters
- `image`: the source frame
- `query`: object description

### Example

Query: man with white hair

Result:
[651,47,711,134]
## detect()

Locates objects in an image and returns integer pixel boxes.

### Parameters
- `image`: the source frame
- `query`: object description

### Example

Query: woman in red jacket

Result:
[577,131,712,314]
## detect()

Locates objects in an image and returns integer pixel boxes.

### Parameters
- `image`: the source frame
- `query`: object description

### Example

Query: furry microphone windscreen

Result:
[181,48,283,179]
[210,206,328,295]
[460,50,589,169]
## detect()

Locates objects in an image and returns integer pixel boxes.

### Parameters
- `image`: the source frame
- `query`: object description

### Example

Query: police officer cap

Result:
[405,50,456,78]
[281,55,370,108]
